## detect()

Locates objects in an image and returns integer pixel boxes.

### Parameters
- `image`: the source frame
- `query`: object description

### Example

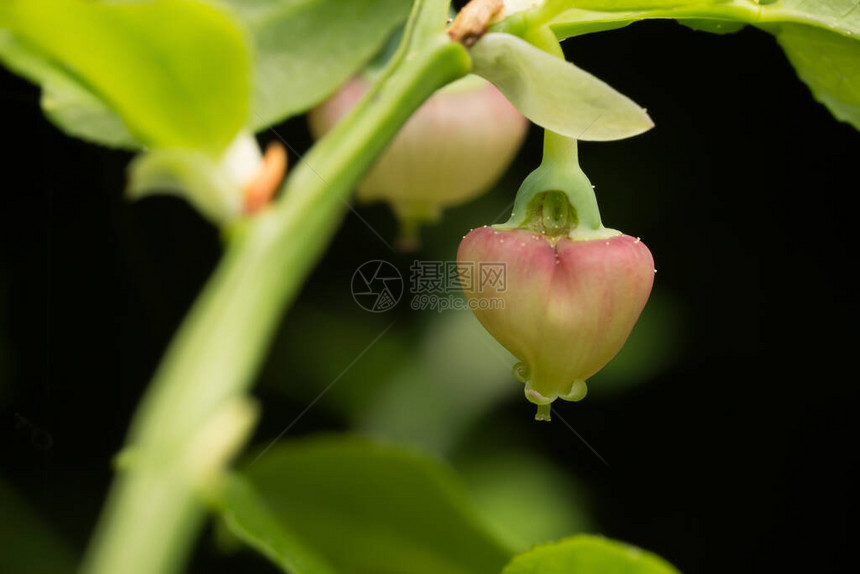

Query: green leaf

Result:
[239,436,512,574]
[471,33,653,141]
[455,447,593,553]
[357,311,517,455]
[0,30,138,148]
[215,0,412,129]
[775,24,860,130]
[546,1,860,40]
[502,534,680,574]
[546,0,713,11]
[546,3,750,40]
[216,475,336,574]
[771,0,860,37]
[2,0,250,152]
[543,1,860,129]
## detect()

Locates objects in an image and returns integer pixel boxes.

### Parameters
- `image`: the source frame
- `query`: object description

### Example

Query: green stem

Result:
[80,2,468,573]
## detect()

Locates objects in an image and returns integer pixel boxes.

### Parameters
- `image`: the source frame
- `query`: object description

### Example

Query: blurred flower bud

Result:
[309,74,528,248]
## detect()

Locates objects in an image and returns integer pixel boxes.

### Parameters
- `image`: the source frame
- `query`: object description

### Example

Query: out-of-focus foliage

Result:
[215,0,412,129]
[0,29,138,148]
[454,444,594,552]
[220,436,680,573]
[260,307,518,454]
[224,436,512,574]
[357,311,518,454]
[217,475,337,574]
[0,0,250,152]
[0,0,411,150]
[501,534,680,574]
[0,477,77,574]
[258,306,415,418]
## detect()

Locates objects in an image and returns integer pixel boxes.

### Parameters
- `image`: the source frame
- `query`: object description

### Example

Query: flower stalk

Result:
[81,2,469,573]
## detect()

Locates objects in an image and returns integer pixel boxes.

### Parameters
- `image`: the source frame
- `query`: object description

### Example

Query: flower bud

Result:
[309,74,528,247]
[458,226,655,420]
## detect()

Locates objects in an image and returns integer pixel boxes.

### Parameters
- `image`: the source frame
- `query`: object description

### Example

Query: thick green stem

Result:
[80,3,468,573]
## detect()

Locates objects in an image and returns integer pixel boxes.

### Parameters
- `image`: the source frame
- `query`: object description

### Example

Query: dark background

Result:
[1,19,857,574]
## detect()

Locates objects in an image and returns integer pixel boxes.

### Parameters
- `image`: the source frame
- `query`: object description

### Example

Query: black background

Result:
[1,18,857,574]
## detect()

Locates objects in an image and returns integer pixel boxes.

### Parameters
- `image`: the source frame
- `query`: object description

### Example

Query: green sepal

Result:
[496,135,618,241]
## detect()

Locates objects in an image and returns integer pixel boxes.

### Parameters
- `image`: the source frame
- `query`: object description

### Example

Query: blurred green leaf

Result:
[502,534,680,574]
[0,477,77,574]
[261,307,516,455]
[0,30,138,148]
[239,436,512,574]
[1,0,250,152]
[455,446,593,553]
[215,0,411,129]
[471,33,653,141]
[358,310,517,455]
[776,24,860,130]
[258,306,413,417]
[216,475,336,574]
